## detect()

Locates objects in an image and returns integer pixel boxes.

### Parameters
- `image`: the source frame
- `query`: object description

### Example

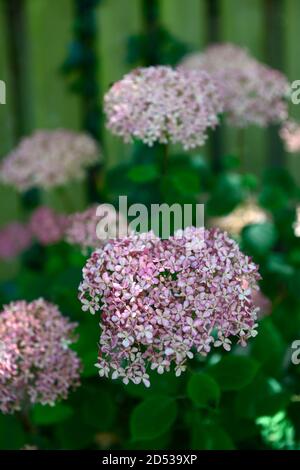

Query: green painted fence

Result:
[0,0,299,213]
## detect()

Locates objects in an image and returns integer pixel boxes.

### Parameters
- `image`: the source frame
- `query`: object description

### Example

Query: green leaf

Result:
[242,222,277,257]
[125,370,180,398]
[0,414,26,449]
[32,403,74,426]
[73,319,99,377]
[191,420,235,450]
[125,431,171,450]
[208,173,245,215]
[251,319,285,375]
[81,386,116,431]
[130,395,177,440]
[235,375,289,420]
[170,170,200,196]
[208,356,259,391]
[187,373,220,408]
[54,415,94,450]
[223,154,240,170]
[267,254,294,279]
[127,164,159,183]
[242,173,258,190]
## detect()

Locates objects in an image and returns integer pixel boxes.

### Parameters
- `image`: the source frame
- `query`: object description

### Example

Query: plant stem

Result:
[18,409,37,437]
[56,186,75,213]
[162,144,169,176]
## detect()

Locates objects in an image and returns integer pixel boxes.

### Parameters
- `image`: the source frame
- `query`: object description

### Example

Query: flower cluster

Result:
[252,289,271,319]
[0,222,32,260]
[29,206,68,246]
[210,199,270,237]
[65,204,128,252]
[0,129,100,191]
[0,298,81,414]
[79,227,260,387]
[104,66,223,150]
[280,120,300,153]
[180,43,289,127]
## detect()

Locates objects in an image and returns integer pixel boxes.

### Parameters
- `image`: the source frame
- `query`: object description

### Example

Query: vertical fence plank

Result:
[264,0,285,168]
[219,0,267,177]
[283,0,300,183]
[2,0,33,140]
[0,5,21,279]
[0,5,14,156]
[26,0,80,130]
[0,4,22,224]
[161,0,206,48]
[97,0,141,167]
[26,0,85,210]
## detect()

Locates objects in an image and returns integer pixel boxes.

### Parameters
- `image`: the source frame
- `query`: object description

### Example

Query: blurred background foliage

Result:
[0,0,300,450]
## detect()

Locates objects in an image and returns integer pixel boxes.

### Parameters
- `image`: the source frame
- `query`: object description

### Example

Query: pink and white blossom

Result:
[29,206,67,245]
[79,227,260,387]
[0,222,32,260]
[0,298,81,414]
[0,129,100,191]
[104,66,223,150]
[180,43,289,127]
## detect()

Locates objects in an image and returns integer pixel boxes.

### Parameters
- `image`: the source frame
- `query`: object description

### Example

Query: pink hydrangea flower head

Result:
[65,204,128,252]
[180,43,289,127]
[79,227,261,387]
[0,129,100,191]
[104,66,224,150]
[29,206,68,245]
[0,222,32,260]
[0,298,81,414]
[280,120,300,153]
[252,289,272,319]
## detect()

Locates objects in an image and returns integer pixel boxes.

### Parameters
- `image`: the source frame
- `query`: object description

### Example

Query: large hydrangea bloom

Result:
[0,299,81,413]
[104,66,223,150]
[0,129,100,191]
[180,43,289,127]
[79,227,260,387]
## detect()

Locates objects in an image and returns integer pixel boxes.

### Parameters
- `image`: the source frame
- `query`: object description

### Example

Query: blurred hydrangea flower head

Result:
[104,66,223,150]
[29,206,68,246]
[0,222,32,260]
[0,129,100,191]
[180,43,289,127]
[0,299,81,414]
[79,227,260,387]
[65,204,128,252]
[280,120,300,153]
[210,199,270,237]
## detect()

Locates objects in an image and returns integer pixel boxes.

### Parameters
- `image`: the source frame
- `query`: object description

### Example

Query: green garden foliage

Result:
[0,0,300,452]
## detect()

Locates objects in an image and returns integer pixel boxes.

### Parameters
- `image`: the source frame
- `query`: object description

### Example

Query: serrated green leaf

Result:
[208,356,259,391]
[130,395,177,440]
